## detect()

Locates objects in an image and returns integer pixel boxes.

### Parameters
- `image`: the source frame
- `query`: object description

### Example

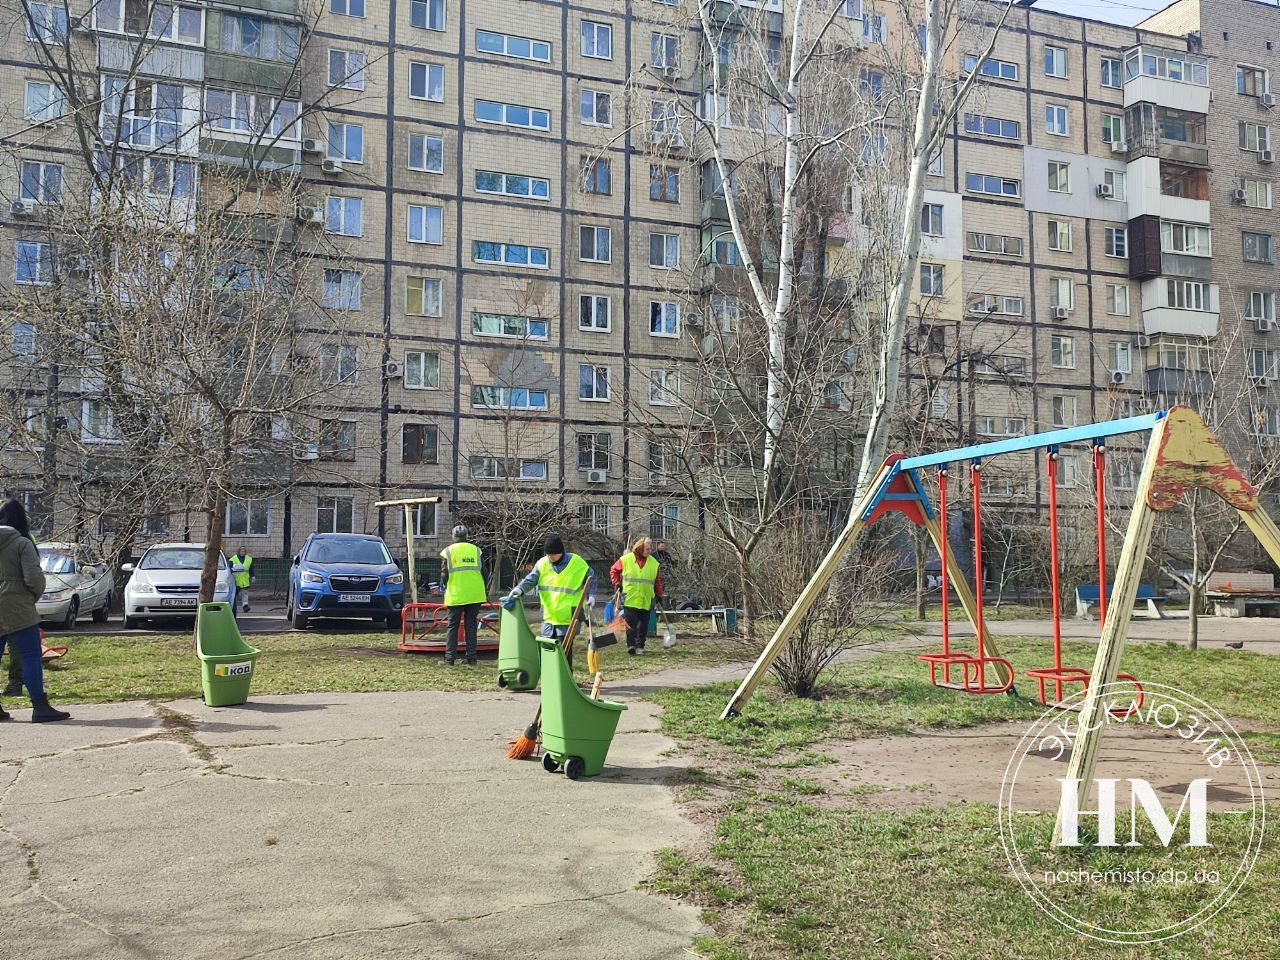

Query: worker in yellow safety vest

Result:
[609,537,663,655]
[229,547,254,614]
[501,535,595,646]
[440,525,486,666]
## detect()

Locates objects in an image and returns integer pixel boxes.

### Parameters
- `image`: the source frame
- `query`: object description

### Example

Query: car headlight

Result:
[385,573,404,586]
[300,571,324,584]
[40,589,72,601]
[131,575,153,591]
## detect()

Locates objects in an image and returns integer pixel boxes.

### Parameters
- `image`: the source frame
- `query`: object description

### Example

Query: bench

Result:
[1206,592,1280,618]
[1075,584,1170,621]
[660,607,737,634]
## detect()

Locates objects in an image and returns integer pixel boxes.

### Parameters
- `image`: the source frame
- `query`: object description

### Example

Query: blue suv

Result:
[287,533,405,629]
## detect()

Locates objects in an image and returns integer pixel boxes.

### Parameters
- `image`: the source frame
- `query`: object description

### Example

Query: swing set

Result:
[720,406,1280,837]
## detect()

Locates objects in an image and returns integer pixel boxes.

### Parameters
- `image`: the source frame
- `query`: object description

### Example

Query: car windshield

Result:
[140,548,225,570]
[305,540,392,565]
[38,550,74,575]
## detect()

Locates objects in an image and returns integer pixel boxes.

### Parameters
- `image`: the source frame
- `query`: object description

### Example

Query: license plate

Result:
[161,598,196,607]
[338,593,369,602]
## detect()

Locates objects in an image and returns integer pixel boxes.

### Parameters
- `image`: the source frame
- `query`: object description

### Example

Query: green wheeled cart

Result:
[497,602,540,690]
[536,637,626,779]
[195,602,262,707]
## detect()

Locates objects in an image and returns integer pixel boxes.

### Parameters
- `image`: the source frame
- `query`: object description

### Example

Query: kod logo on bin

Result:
[214,661,253,677]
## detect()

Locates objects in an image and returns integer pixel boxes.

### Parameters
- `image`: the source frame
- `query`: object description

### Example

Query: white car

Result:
[122,544,233,629]
[37,543,114,629]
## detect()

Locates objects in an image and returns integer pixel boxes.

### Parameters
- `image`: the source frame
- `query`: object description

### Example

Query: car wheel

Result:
[92,594,111,623]
[61,598,79,631]
[292,607,309,630]
[384,612,402,630]
[123,616,140,629]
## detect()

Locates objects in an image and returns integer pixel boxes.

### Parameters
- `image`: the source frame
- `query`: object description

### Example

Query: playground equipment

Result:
[195,601,261,707]
[536,636,626,779]
[399,602,501,654]
[497,601,539,690]
[719,406,1280,840]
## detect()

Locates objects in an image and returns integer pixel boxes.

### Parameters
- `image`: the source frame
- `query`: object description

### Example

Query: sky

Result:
[1035,0,1170,27]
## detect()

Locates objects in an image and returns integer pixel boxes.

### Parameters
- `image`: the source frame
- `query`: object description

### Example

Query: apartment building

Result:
[2,0,1279,574]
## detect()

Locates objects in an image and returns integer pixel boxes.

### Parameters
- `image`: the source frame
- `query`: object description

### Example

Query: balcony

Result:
[97,35,204,83]
[1145,367,1213,396]
[1125,157,1211,222]
[1124,105,1209,168]
[1123,46,1211,114]
[1140,279,1219,338]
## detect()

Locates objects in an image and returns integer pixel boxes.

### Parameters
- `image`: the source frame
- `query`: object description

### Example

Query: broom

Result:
[506,591,587,760]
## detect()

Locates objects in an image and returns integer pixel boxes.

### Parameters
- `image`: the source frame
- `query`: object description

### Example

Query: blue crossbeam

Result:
[896,412,1167,471]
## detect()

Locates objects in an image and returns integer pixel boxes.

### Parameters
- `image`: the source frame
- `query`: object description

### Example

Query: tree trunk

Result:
[1187,582,1200,651]
[913,527,927,620]
[736,552,756,641]
[200,493,228,604]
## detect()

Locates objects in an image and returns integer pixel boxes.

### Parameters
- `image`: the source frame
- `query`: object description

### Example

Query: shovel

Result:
[659,602,678,649]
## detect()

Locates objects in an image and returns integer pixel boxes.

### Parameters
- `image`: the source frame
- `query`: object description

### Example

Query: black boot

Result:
[31,698,70,723]
[0,700,9,721]
[2,680,20,697]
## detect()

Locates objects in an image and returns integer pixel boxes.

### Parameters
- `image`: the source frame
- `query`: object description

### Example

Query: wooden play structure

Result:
[721,406,1280,838]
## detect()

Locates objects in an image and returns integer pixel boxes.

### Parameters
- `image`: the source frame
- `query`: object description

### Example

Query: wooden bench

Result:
[1075,584,1170,620]
[661,607,736,634]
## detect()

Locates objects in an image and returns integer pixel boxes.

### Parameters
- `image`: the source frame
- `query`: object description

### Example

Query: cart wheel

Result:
[516,670,529,687]
[542,753,561,773]
[497,674,508,688]
[564,757,585,780]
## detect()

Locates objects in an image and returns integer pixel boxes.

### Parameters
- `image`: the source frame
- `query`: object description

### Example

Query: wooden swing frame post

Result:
[373,496,442,606]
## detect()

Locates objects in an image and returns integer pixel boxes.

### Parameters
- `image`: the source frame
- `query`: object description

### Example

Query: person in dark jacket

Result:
[0,500,69,722]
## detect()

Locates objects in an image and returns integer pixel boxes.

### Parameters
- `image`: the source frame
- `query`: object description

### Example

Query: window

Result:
[579,504,608,534]
[1240,121,1271,153]
[1124,46,1208,86]
[583,157,611,195]
[1106,283,1130,316]
[14,241,53,285]
[472,386,548,411]
[928,150,944,177]
[332,0,364,16]
[402,423,439,464]
[406,277,443,317]
[411,0,446,31]
[25,81,65,123]
[838,0,861,19]
[472,241,550,268]
[577,433,611,471]
[579,364,611,401]
[859,68,884,102]
[648,370,678,406]
[472,312,548,340]
[650,99,684,145]
[1244,231,1275,264]
[319,344,358,384]
[409,62,444,101]
[1047,219,1072,252]
[315,497,354,535]
[1161,221,1211,256]
[407,204,444,245]
[1103,169,1127,201]
[920,203,944,237]
[919,263,944,297]
[225,499,270,536]
[474,100,550,131]
[1051,335,1076,369]
[11,323,35,357]
[408,133,444,173]
[649,233,680,268]
[967,233,1024,257]
[650,165,680,202]
[711,294,743,331]
[476,30,550,61]
[1167,279,1212,310]
[319,420,357,460]
[1111,341,1132,374]
[1044,44,1067,78]
[965,173,1021,198]
[402,502,438,537]
[1238,65,1269,97]
[475,170,550,200]
[581,20,612,59]
[329,49,366,90]
[1247,291,1277,323]
[963,54,1019,81]
[963,114,1021,140]
[1052,395,1077,428]
[322,269,361,309]
[1105,227,1128,258]
[1100,56,1122,88]
[710,236,741,266]
[580,89,611,126]
[650,505,678,541]
[1049,277,1073,311]
[1047,161,1070,193]
[81,399,116,443]
[862,14,885,43]
[1045,104,1069,136]
[221,14,299,61]
[1244,179,1273,209]
[327,122,364,162]
[580,295,611,331]
[649,301,679,337]
[204,86,296,139]
[578,225,611,263]
[25,2,69,42]
[326,196,362,236]
[470,457,547,481]
[19,161,62,204]
[1251,349,1278,379]
[404,350,441,389]
[1101,113,1124,144]
[1254,407,1280,437]
[652,32,678,69]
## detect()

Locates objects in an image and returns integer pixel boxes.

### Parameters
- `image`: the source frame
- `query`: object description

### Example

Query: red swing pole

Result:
[938,468,951,676]
[970,460,986,664]
[1046,449,1063,671]
[1094,441,1108,628]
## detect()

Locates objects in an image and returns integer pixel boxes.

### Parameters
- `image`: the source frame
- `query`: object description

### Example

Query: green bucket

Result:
[497,602,539,690]
[196,602,262,707]
[536,637,625,778]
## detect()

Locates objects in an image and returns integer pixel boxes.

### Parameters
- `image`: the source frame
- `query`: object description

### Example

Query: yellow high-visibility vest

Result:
[441,542,486,606]
[535,553,589,626]
[620,552,658,610]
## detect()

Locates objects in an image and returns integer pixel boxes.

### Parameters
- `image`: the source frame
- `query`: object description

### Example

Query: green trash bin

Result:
[536,637,626,779]
[196,602,262,707]
[496,602,539,691]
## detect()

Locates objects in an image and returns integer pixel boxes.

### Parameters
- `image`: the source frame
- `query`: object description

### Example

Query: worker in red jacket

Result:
[609,537,663,655]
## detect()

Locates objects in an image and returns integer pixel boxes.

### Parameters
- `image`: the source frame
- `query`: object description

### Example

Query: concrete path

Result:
[0,689,704,960]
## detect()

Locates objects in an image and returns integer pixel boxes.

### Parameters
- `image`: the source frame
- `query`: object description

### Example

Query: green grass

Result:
[32,629,738,704]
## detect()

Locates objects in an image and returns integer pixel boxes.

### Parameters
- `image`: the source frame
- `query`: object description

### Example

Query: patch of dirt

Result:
[329,645,407,657]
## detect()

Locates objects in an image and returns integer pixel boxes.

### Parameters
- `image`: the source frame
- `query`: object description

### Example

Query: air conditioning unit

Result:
[586,469,608,484]
[384,359,403,378]
[1262,92,1277,108]
[656,65,678,78]
[10,199,36,217]
[296,205,324,225]
[302,138,324,155]
[1096,183,1113,198]
[1261,149,1275,163]
[852,37,869,51]
[1256,317,1277,332]
[72,17,93,34]
[1052,306,1070,320]
[1134,334,1152,348]
[647,471,669,486]
[1233,187,1249,203]
[1111,370,1127,384]
[321,158,344,175]
[1250,374,1270,388]
[295,442,320,460]
[1109,140,1127,154]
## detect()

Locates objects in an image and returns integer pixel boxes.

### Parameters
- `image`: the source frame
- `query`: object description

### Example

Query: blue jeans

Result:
[0,624,44,701]
[540,623,573,667]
